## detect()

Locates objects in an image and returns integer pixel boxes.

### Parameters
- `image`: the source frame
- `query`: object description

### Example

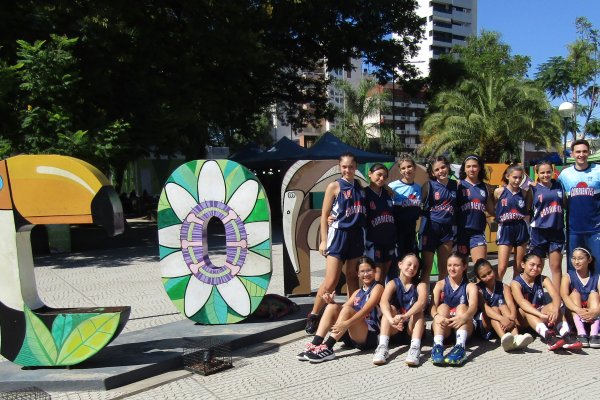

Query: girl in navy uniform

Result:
[389,155,422,260]
[530,161,566,291]
[560,247,600,348]
[364,164,396,282]
[372,253,427,366]
[511,253,582,350]
[456,155,494,263]
[494,164,531,280]
[298,257,384,363]
[474,259,533,351]
[305,152,367,335]
[430,252,478,365]
[420,156,457,281]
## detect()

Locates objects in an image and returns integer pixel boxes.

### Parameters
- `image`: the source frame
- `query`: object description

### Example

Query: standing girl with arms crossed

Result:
[494,164,531,280]
[389,155,422,260]
[560,247,600,348]
[456,155,494,262]
[420,156,457,281]
[529,161,566,291]
[372,253,427,366]
[305,152,366,334]
[364,164,396,282]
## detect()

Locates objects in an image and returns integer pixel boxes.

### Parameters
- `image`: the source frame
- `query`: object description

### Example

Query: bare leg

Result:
[513,244,528,278]
[344,257,360,296]
[315,304,342,337]
[548,250,563,293]
[497,245,512,280]
[469,244,487,265]
[311,256,343,314]
[437,241,454,280]
[421,251,435,284]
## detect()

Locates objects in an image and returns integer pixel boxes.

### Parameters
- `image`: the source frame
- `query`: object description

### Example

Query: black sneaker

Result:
[544,330,565,351]
[306,344,336,363]
[589,335,600,349]
[577,334,590,348]
[305,313,320,335]
[296,343,317,361]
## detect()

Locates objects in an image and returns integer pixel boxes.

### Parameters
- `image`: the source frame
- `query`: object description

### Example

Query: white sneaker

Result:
[501,332,516,352]
[514,333,534,350]
[372,344,389,365]
[405,345,421,366]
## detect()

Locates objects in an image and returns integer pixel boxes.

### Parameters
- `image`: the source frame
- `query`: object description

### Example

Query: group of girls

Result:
[298,247,600,366]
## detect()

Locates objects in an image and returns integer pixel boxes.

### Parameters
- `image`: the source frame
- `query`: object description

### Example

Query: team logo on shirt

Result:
[434,191,440,200]
[480,189,486,197]
[370,201,376,210]
[557,191,562,198]
[342,189,352,199]
[518,199,525,208]
[571,182,594,196]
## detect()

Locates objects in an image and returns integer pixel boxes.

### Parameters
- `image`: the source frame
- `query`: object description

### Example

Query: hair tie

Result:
[464,155,480,162]
[574,247,592,258]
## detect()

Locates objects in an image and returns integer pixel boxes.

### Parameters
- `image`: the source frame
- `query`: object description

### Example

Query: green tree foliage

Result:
[420,74,561,162]
[536,17,599,138]
[331,78,395,152]
[0,1,424,185]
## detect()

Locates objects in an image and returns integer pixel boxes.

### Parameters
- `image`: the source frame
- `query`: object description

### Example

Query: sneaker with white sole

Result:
[296,343,317,361]
[500,332,515,352]
[306,344,335,363]
[589,335,600,348]
[514,333,534,350]
[405,345,421,366]
[372,344,389,365]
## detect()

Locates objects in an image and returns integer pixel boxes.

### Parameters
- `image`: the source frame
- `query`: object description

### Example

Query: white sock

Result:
[433,335,444,345]
[410,338,421,349]
[378,335,390,347]
[456,329,468,347]
[557,322,570,337]
[536,323,548,337]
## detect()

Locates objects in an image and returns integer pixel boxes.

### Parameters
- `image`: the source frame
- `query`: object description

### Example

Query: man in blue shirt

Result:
[558,139,600,270]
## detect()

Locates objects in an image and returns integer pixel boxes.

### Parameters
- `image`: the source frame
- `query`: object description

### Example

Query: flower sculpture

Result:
[158,160,271,324]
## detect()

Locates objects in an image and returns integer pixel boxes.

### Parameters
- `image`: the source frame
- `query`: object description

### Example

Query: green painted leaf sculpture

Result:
[24,306,57,366]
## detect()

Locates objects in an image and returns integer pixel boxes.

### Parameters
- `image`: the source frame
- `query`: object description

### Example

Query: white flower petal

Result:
[217,277,251,316]
[165,183,198,222]
[197,161,226,203]
[244,221,270,247]
[160,251,191,278]
[158,224,182,248]
[238,251,272,277]
[184,278,213,317]
[227,180,259,221]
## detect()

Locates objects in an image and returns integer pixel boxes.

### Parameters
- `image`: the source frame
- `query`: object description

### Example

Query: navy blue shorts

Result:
[341,329,379,350]
[327,227,364,261]
[364,240,395,263]
[457,229,487,256]
[419,220,455,252]
[496,222,529,246]
[529,228,564,258]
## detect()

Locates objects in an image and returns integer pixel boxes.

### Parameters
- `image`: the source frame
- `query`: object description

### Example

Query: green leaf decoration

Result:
[24,306,57,365]
[56,313,120,365]
[51,314,73,350]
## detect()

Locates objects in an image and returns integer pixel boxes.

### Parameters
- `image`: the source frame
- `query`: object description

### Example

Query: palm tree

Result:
[331,78,392,151]
[420,73,562,162]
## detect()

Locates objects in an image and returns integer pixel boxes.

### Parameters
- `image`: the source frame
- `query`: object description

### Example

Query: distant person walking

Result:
[558,139,600,271]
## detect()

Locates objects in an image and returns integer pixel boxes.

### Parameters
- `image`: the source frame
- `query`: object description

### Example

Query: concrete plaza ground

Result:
[2,219,599,399]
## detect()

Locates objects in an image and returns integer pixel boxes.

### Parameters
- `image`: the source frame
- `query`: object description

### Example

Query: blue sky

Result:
[478,0,600,82]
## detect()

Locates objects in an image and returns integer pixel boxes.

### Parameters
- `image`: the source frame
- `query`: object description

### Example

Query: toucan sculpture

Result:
[0,155,130,367]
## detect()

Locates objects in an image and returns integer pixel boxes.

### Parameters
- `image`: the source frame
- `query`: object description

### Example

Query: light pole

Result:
[558,102,574,164]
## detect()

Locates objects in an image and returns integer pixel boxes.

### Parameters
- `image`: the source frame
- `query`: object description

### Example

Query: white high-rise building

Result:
[407,0,478,77]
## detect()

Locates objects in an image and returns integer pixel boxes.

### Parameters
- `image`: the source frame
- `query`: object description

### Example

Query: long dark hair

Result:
[473,258,494,280]
[459,154,487,182]
[427,155,450,180]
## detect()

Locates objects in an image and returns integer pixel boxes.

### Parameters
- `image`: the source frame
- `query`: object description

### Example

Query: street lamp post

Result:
[558,102,574,164]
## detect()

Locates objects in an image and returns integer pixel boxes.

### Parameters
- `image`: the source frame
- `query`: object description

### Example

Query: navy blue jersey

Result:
[353,281,382,332]
[495,187,527,224]
[531,181,564,230]
[457,180,489,231]
[568,270,600,302]
[390,278,419,313]
[330,178,366,230]
[558,163,600,234]
[477,280,506,307]
[389,180,422,223]
[365,186,396,245]
[424,179,458,225]
[513,274,545,308]
[441,276,469,308]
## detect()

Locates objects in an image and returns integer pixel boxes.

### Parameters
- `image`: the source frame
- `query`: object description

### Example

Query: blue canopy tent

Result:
[305,132,395,163]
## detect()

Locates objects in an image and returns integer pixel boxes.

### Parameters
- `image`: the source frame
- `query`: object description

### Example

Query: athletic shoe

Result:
[514,333,534,350]
[405,345,421,366]
[372,344,389,365]
[561,332,584,350]
[444,344,467,365]
[296,343,316,361]
[305,313,320,335]
[306,344,335,363]
[500,332,516,352]
[543,330,565,351]
[577,334,590,348]
[430,343,445,365]
[589,335,600,348]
